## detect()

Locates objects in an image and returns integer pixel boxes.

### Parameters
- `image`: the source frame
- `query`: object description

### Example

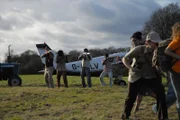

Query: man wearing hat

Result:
[130,31,156,114]
[121,31,168,120]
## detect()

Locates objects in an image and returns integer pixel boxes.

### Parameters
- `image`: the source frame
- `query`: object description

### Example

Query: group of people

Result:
[40,45,113,89]
[121,31,168,119]
[41,47,68,88]
[41,21,180,119]
[121,21,180,120]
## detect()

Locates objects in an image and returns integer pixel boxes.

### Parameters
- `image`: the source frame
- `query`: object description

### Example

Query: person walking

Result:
[121,31,168,120]
[165,21,180,119]
[99,53,113,87]
[130,31,157,114]
[78,48,92,88]
[56,50,68,88]
[41,47,54,88]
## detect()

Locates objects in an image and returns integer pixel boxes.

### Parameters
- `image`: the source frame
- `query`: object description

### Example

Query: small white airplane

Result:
[36,43,128,76]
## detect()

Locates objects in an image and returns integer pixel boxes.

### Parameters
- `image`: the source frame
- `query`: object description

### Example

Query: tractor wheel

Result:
[119,80,127,86]
[8,76,22,86]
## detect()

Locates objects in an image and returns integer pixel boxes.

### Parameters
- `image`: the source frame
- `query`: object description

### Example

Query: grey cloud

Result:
[27,36,45,43]
[0,9,35,31]
[56,22,88,35]
[75,0,115,19]
[74,0,161,35]
[0,38,6,43]
[0,14,13,30]
[7,0,41,1]
[40,30,57,41]
[54,34,128,52]
[0,21,12,31]
[38,21,89,44]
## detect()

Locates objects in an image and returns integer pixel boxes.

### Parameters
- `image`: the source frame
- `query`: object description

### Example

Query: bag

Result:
[156,39,173,72]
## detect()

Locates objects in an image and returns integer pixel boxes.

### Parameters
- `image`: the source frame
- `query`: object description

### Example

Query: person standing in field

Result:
[121,31,168,120]
[78,48,92,88]
[41,47,54,88]
[165,21,180,119]
[130,31,144,49]
[151,38,176,114]
[130,31,156,114]
[56,50,68,88]
[99,53,113,87]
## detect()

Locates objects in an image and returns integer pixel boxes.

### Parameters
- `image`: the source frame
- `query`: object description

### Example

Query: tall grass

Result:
[0,75,178,120]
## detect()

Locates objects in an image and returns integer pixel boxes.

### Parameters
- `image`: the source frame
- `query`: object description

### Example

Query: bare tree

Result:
[4,49,15,63]
[142,3,180,40]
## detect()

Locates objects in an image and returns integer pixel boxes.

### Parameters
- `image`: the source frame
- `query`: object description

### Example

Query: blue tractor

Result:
[0,63,22,86]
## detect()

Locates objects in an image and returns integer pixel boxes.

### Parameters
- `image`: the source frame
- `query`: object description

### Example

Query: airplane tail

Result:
[36,43,57,68]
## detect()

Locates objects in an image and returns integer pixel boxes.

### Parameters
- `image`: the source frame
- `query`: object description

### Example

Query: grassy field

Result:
[0,75,178,120]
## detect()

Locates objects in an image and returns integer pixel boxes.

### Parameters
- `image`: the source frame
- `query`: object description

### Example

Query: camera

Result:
[83,52,90,60]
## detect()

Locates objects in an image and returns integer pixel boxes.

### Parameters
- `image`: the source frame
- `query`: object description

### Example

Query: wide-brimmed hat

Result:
[146,31,161,43]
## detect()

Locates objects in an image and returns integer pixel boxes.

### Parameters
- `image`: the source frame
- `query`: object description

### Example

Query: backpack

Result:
[155,39,173,72]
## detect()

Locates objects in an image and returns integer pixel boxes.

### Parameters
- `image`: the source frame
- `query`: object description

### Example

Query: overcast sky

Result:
[0,0,179,62]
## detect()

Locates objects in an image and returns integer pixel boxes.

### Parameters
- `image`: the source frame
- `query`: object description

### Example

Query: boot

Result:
[64,77,68,88]
[57,79,60,88]
[121,114,129,120]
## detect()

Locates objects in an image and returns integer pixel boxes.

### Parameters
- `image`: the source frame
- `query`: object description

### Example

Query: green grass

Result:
[0,75,178,120]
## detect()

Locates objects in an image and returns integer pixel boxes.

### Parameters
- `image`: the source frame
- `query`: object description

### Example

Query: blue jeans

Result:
[166,81,176,108]
[170,70,180,119]
[81,67,91,87]
[153,81,176,112]
[99,71,113,87]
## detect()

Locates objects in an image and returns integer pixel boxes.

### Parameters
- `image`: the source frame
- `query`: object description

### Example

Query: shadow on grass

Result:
[0,82,127,89]
[0,84,47,88]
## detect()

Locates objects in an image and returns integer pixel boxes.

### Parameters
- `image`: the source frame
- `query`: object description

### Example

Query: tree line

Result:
[4,47,130,75]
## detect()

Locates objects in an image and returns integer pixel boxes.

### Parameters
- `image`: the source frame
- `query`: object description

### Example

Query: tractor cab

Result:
[0,63,22,86]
